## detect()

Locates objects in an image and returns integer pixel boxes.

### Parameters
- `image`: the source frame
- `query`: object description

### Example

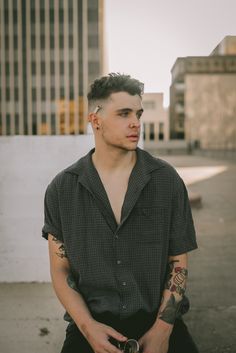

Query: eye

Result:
[119,111,129,117]
[136,112,143,120]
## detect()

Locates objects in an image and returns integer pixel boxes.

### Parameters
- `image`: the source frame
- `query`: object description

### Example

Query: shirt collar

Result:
[64,147,165,179]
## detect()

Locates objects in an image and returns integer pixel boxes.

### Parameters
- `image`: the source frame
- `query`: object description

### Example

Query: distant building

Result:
[142,93,169,146]
[0,0,105,136]
[210,35,236,56]
[170,36,236,151]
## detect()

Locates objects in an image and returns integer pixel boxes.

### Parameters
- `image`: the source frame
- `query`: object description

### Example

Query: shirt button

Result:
[122,281,127,286]
[117,260,122,265]
[122,305,126,310]
[115,235,119,239]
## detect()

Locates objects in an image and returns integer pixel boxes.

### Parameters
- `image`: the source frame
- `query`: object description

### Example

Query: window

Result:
[69,6,73,23]
[50,8,54,24]
[89,61,99,74]
[14,62,18,76]
[143,100,155,110]
[32,88,37,101]
[51,113,56,134]
[88,9,98,22]
[40,35,45,49]
[149,123,154,141]
[5,62,10,76]
[6,87,11,102]
[31,9,35,23]
[32,113,37,135]
[14,87,19,101]
[51,87,55,100]
[40,9,45,24]
[159,122,164,140]
[31,61,36,75]
[13,35,18,50]
[31,35,36,49]
[13,9,18,25]
[88,35,98,48]
[69,61,73,77]
[59,35,64,49]
[60,61,64,75]
[60,86,65,98]
[50,61,55,75]
[15,114,19,135]
[69,35,73,48]
[50,35,54,49]
[69,88,74,100]
[5,35,9,50]
[4,7,9,25]
[59,8,64,23]
[6,114,11,135]
[41,87,46,101]
[41,61,46,75]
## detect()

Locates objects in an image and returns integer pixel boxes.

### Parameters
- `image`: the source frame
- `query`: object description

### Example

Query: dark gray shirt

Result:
[42,148,197,319]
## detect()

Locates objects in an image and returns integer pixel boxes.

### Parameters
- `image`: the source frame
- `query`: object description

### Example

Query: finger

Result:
[107,328,127,342]
[105,341,123,353]
[138,336,143,346]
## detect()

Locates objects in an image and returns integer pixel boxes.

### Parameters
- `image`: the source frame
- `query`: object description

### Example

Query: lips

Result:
[127,134,139,141]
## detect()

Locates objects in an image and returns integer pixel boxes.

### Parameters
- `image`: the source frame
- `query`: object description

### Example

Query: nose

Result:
[129,114,140,128]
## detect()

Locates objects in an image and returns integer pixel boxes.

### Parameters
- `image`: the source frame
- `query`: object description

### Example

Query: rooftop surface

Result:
[1,153,236,353]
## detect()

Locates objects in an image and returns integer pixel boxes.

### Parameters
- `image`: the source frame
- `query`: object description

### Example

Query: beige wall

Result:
[142,93,169,142]
[185,74,236,149]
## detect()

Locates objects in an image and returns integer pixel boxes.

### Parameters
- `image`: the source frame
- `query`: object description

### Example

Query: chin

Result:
[121,144,138,152]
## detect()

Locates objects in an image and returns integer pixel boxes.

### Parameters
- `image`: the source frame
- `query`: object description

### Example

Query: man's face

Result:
[95,92,143,151]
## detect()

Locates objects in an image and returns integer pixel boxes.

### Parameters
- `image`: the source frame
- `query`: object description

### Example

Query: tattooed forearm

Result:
[67,272,79,292]
[158,294,183,324]
[165,260,188,297]
[158,259,188,324]
[52,236,67,258]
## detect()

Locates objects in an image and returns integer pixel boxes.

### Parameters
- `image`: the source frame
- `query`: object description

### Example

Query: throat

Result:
[102,176,128,225]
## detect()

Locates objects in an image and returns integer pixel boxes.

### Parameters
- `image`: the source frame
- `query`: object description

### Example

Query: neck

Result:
[92,146,137,172]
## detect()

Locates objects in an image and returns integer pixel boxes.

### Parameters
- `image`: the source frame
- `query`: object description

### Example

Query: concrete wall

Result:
[0,136,94,282]
[0,135,143,282]
[185,74,236,149]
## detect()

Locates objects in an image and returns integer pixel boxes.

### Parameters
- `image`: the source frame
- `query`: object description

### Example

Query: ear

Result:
[88,112,101,130]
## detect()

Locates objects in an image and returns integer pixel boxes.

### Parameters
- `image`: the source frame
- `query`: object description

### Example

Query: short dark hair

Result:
[87,73,144,110]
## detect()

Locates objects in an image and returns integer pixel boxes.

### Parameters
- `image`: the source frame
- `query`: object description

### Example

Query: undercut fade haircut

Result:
[87,73,144,111]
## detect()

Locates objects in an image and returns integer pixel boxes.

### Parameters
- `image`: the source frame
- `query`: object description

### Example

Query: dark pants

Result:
[61,311,199,353]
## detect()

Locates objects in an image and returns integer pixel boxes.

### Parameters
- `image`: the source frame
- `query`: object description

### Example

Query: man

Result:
[42,73,199,353]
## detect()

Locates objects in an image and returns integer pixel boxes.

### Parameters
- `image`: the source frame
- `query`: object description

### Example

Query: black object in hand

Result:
[109,337,139,352]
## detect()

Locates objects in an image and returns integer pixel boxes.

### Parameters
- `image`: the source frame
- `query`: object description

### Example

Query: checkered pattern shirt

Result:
[42,148,197,319]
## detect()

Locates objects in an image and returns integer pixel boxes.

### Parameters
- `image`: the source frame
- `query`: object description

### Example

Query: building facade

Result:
[0,0,104,136]
[142,92,169,145]
[169,36,236,150]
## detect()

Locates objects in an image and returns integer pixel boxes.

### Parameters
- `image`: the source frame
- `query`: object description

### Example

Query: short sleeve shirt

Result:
[42,148,197,319]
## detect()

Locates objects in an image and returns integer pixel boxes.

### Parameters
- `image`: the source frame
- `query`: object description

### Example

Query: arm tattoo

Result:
[158,294,182,325]
[67,272,79,292]
[52,236,67,258]
[165,260,188,296]
[158,260,188,324]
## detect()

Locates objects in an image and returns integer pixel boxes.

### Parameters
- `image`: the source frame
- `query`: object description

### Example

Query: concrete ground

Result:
[1,154,236,353]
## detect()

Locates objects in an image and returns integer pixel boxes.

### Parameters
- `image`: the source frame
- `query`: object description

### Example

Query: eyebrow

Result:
[115,108,144,113]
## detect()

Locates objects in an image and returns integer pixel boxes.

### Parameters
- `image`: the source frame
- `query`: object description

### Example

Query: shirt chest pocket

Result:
[128,206,169,243]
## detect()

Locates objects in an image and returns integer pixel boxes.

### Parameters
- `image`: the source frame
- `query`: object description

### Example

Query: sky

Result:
[105,0,236,106]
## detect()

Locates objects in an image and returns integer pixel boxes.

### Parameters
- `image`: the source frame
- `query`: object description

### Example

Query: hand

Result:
[138,320,173,353]
[80,318,127,353]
